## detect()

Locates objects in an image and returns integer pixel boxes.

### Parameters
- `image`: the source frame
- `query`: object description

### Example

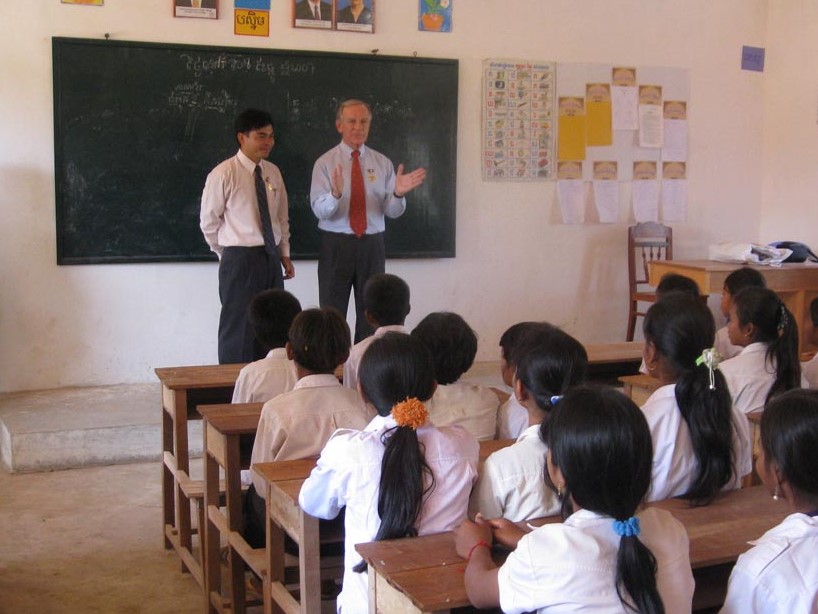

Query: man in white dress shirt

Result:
[200,109,294,364]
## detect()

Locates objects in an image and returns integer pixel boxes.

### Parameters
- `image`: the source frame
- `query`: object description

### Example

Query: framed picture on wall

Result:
[174,0,218,19]
[336,0,374,33]
[61,0,104,5]
[293,0,333,29]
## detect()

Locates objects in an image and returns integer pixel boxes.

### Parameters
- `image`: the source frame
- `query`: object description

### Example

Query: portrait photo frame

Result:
[174,0,218,19]
[335,0,375,33]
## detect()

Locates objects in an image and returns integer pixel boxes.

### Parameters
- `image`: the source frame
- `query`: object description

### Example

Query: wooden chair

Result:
[627,222,672,341]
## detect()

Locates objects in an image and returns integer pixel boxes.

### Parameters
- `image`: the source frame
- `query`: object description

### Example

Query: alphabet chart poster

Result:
[483,59,556,181]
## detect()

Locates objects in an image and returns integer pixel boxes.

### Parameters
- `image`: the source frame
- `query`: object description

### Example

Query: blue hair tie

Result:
[612,516,640,538]
[549,395,562,406]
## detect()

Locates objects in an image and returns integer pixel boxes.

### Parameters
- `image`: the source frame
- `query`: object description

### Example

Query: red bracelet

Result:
[467,540,491,561]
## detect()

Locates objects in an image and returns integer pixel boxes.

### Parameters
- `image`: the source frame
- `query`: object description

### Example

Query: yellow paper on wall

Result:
[558,97,586,161]
[235,10,269,36]
[586,84,612,146]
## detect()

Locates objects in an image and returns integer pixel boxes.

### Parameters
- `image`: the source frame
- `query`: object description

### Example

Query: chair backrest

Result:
[628,222,673,293]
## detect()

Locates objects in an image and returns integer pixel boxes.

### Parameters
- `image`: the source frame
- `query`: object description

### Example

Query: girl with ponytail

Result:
[299,333,479,614]
[719,286,805,415]
[642,293,752,503]
[455,386,694,613]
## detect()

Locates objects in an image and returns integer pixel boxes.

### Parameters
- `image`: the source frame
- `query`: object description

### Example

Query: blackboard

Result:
[52,37,457,264]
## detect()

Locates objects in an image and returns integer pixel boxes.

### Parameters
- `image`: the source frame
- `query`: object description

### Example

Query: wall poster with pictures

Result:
[174,0,218,18]
[293,0,374,32]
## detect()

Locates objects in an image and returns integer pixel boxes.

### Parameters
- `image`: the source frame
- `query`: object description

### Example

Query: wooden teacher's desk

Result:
[356,486,788,614]
[649,259,818,353]
[155,363,245,586]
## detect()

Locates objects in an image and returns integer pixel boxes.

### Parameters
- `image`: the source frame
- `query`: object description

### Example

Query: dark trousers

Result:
[318,231,385,343]
[218,245,283,364]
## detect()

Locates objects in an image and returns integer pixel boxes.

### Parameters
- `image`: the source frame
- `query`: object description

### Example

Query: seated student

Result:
[715,267,767,360]
[299,333,479,614]
[495,321,544,440]
[719,286,804,415]
[638,272,700,375]
[232,289,302,403]
[411,312,501,440]
[721,389,818,613]
[470,324,588,522]
[244,307,373,546]
[642,293,752,503]
[343,273,410,391]
[455,386,695,613]
[802,297,818,389]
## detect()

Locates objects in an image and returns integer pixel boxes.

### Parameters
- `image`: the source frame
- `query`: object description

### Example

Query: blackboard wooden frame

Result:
[53,37,457,264]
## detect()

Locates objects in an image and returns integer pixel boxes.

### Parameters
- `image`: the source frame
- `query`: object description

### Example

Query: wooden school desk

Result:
[618,372,661,406]
[251,438,514,614]
[200,402,262,614]
[155,362,245,586]
[649,259,818,353]
[356,485,788,614]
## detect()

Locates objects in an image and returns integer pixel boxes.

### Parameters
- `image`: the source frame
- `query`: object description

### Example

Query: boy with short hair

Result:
[231,289,302,403]
[342,273,411,391]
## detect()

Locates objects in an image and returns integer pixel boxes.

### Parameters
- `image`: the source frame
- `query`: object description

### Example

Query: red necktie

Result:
[349,150,367,237]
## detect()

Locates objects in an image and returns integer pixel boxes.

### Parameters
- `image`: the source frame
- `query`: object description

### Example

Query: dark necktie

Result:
[254,165,277,255]
[313,3,320,19]
[349,150,367,237]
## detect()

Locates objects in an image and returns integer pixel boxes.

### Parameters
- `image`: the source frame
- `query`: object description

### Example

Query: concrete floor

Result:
[0,460,209,614]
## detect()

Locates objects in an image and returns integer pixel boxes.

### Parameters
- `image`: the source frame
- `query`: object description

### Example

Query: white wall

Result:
[760,1,818,243]
[0,0,769,392]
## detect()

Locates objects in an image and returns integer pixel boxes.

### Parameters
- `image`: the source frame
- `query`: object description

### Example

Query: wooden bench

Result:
[200,403,263,614]
[155,363,245,586]
[618,372,661,406]
[356,485,788,613]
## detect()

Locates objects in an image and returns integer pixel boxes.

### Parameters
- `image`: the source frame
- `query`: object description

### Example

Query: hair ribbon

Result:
[695,347,721,390]
[612,516,640,538]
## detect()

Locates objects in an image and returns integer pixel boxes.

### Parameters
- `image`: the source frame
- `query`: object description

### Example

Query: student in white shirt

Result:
[243,307,372,548]
[471,324,588,521]
[495,321,545,440]
[642,293,751,503]
[232,289,301,403]
[719,287,803,415]
[721,389,818,613]
[714,267,767,361]
[343,272,410,391]
[801,297,818,389]
[299,333,479,614]
[455,385,695,613]
[411,312,500,440]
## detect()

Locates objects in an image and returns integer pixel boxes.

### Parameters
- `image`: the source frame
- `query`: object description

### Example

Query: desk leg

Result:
[161,394,174,550]
[225,438,247,614]
[204,430,221,614]
[299,514,322,614]
[265,486,286,614]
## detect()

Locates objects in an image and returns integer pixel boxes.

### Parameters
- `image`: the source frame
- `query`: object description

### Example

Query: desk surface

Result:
[155,363,246,389]
[356,485,788,612]
[649,260,818,292]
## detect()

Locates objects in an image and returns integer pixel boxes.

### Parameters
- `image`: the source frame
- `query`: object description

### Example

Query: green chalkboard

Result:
[52,37,457,264]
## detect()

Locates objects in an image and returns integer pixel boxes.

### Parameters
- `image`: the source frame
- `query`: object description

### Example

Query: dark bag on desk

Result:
[768,241,818,263]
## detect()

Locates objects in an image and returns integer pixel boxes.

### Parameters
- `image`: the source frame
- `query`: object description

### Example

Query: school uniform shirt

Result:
[469,424,559,522]
[200,149,290,258]
[231,348,298,404]
[425,380,500,441]
[495,393,528,440]
[802,353,818,389]
[720,512,818,614]
[342,325,408,391]
[714,325,742,360]
[310,142,406,235]
[497,507,694,614]
[720,342,809,414]
[249,374,373,494]
[298,414,479,614]
[640,383,752,502]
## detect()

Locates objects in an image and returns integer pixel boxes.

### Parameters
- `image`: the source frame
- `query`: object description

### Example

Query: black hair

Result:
[353,333,436,572]
[544,386,664,614]
[248,289,302,351]
[810,296,818,327]
[656,273,699,298]
[410,312,477,385]
[514,324,588,435]
[234,108,274,136]
[723,267,767,296]
[362,273,411,327]
[643,294,735,504]
[732,287,801,403]
[760,389,818,502]
[287,307,350,374]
